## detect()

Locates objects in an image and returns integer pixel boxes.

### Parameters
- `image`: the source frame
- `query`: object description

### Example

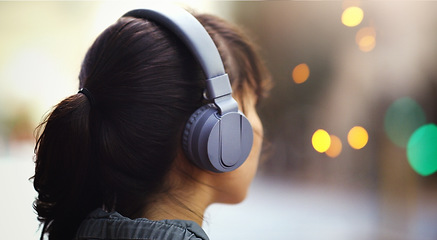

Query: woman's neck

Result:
[141,170,216,226]
[143,194,206,226]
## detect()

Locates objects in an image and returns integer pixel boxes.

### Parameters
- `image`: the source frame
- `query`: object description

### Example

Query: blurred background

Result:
[1,1,437,239]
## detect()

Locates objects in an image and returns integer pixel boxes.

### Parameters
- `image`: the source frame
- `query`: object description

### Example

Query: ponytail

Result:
[33,93,102,240]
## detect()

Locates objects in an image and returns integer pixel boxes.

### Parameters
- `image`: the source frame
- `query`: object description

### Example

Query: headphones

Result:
[123,6,253,173]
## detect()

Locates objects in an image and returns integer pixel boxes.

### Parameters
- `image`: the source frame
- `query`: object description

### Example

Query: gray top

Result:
[74,208,210,240]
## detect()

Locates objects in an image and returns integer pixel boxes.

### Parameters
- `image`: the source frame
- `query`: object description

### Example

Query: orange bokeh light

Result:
[348,126,369,150]
[356,27,376,52]
[326,135,342,158]
[292,63,310,84]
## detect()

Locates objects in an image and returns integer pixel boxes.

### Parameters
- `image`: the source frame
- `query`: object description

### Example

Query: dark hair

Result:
[33,12,271,240]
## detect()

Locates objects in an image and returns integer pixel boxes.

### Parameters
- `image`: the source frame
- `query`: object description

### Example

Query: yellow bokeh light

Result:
[348,126,369,150]
[341,7,364,27]
[312,129,331,153]
[292,63,310,84]
[326,135,342,158]
[356,27,376,52]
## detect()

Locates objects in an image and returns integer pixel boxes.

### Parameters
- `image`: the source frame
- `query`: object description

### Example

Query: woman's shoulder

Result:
[74,208,210,240]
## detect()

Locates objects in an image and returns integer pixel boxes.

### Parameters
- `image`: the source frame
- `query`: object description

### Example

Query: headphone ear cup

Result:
[183,105,217,171]
[182,104,253,173]
[182,105,209,166]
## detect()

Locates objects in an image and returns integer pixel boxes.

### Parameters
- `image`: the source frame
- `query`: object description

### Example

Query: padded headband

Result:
[123,6,238,114]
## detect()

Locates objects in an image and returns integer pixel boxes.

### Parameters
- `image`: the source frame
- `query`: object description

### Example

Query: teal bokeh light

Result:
[384,97,426,148]
[407,124,437,176]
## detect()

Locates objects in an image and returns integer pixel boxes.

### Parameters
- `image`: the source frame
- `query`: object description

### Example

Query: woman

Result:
[33,6,271,240]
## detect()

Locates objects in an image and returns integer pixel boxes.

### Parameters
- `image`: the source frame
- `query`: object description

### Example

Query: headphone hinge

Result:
[206,74,238,114]
[206,74,232,99]
[214,95,238,115]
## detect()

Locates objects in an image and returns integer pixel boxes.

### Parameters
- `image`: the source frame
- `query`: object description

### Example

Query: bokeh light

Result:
[384,97,426,148]
[325,135,342,158]
[348,126,368,149]
[407,124,437,176]
[356,27,376,52]
[312,129,331,153]
[341,6,364,27]
[292,63,310,84]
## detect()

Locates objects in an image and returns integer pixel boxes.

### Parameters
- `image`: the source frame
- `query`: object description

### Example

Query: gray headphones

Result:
[123,6,253,173]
